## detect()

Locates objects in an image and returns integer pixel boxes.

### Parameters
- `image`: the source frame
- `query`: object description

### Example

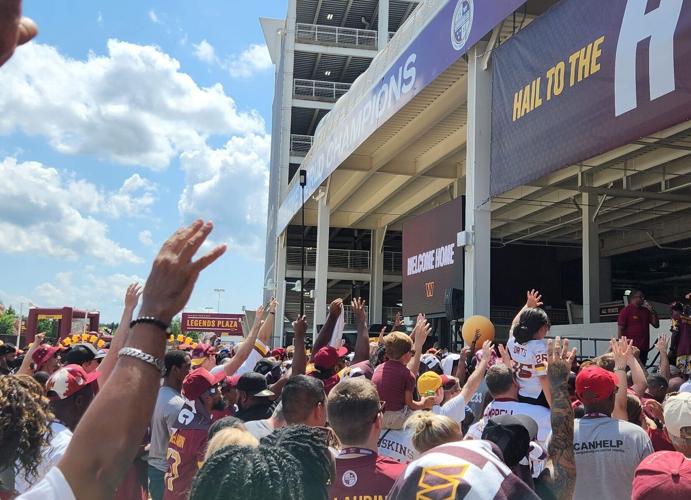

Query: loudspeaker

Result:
[445,288,463,320]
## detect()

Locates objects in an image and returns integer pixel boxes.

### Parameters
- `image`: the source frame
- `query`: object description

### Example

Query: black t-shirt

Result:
[236,401,275,422]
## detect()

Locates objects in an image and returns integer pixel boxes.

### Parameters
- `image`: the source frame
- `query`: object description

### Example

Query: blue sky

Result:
[0,1,287,322]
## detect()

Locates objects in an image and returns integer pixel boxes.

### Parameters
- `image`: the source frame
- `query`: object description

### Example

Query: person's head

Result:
[595,353,615,372]
[629,290,645,307]
[626,394,645,427]
[32,371,50,389]
[164,350,192,390]
[663,392,691,457]
[220,375,239,408]
[646,374,669,403]
[383,331,414,362]
[327,378,382,447]
[668,376,685,394]
[575,365,618,415]
[313,346,348,374]
[46,364,100,431]
[63,343,99,373]
[405,412,461,454]
[419,353,443,375]
[0,375,53,481]
[208,415,246,440]
[204,428,258,461]
[513,308,550,344]
[32,344,63,374]
[0,342,19,367]
[190,343,217,371]
[286,345,295,360]
[632,450,691,500]
[442,375,461,403]
[282,375,326,427]
[485,364,519,399]
[261,425,334,500]
[481,414,538,467]
[236,372,275,410]
[182,368,226,412]
[254,357,282,385]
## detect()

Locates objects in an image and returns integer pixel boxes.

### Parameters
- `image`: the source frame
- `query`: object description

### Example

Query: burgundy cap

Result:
[32,344,63,369]
[226,374,241,388]
[632,451,691,500]
[313,346,348,369]
[46,364,100,400]
[575,366,618,403]
[190,344,216,366]
[182,368,225,401]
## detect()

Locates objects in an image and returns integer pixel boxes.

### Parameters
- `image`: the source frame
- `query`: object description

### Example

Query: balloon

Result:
[461,315,495,348]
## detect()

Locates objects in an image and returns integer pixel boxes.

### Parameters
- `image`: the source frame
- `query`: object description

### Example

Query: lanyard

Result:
[338,447,376,458]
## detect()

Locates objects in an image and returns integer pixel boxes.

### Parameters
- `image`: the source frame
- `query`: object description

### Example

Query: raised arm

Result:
[258,298,277,346]
[407,314,430,375]
[310,299,343,358]
[351,298,370,364]
[58,220,226,500]
[221,305,263,376]
[611,337,630,421]
[656,334,671,381]
[16,332,44,376]
[291,316,308,376]
[98,283,142,385]
[627,345,649,396]
[510,289,543,334]
[542,337,577,500]
[460,340,493,403]
[454,347,470,386]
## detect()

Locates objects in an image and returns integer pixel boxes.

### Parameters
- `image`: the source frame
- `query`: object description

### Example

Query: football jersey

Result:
[506,338,548,399]
[465,398,552,446]
[162,428,207,500]
[387,440,539,500]
[330,449,405,500]
[378,427,417,463]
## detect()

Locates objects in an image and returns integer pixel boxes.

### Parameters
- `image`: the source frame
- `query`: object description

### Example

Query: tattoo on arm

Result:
[546,376,576,499]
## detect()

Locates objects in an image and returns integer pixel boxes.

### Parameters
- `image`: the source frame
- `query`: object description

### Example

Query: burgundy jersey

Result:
[162,428,207,500]
[330,449,405,500]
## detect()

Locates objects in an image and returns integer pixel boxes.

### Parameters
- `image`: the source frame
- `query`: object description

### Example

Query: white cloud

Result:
[193,39,217,64]
[178,134,270,256]
[0,157,142,264]
[148,10,161,24]
[138,230,154,246]
[227,44,273,78]
[0,40,265,170]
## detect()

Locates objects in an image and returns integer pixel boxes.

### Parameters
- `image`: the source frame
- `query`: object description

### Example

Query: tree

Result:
[0,312,15,336]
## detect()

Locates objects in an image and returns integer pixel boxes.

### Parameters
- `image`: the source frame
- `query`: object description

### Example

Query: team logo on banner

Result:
[451,0,474,51]
[425,282,435,298]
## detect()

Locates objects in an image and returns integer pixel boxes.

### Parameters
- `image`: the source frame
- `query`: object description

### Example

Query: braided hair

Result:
[261,425,333,500]
[190,445,303,500]
[514,307,550,344]
[0,375,54,479]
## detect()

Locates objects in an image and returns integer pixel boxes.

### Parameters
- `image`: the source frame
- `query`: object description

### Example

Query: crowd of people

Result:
[1,3,691,500]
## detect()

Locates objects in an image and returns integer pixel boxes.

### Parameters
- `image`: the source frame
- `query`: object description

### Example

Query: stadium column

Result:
[581,172,600,323]
[378,0,390,50]
[274,232,288,347]
[370,227,386,324]
[313,188,330,336]
[463,42,491,318]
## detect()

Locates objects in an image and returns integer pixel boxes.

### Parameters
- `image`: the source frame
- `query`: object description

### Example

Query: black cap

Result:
[237,372,274,397]
[0,343,18,356]
[254,357,280,376]
[63,343,97,365]
[481,414,538,466]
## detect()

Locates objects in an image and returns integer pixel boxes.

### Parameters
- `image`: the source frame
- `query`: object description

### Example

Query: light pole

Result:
[213,288,225,313]
[299,169,307,317]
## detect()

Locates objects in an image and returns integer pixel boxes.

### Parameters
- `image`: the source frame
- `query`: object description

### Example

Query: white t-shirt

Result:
[573,416,653,500]
[680,380,691,393]
[243,419,275,440]
[432,394,466,423]
[464,398,552,446]
[17,467,74,500]
[15,422,72,494]
[378,427,416,463]
[507,337,548,399]
[211,339,270,377]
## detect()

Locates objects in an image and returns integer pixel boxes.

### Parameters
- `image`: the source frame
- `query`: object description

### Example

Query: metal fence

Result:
[286,247,370,271]
[290,134,313,155]
[383,251,402,272]
[294,79,351,102]
[296,23,378,49]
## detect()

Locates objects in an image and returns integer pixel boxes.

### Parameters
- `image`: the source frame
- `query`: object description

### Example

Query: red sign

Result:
[181,313,244,336]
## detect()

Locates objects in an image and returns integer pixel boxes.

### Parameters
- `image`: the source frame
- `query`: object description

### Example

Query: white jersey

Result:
[507,337,548,399]
[464,398,552,446]
[378,427,416,463]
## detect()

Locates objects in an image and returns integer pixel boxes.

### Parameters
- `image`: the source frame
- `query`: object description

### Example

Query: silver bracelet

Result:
[118,347,164,375]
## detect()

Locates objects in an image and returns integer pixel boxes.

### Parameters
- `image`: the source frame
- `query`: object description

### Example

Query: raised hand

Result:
[139,220,226,324]
[329,298,343,317]
[497,343,513,369]
[30,332,45,350]
[351,297,366,325]
[480,339,494,364]
[526,289,544,309]
[610,337,630,370]
[268,297,278,314]
[393,311,403,330]
[292,315,307,337]
[412,313,431,346]
[255,304,266,324]
[655,333,668,354]
[124,283,143,311]
[547,337,576,383]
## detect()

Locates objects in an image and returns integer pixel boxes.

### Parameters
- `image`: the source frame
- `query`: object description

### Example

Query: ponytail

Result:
[514,308,550,344]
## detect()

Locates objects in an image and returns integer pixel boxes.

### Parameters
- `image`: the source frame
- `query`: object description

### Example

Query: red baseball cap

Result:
[226,374,241,388]
[575,366,618,403]
[271,347,286,360]
[313,346,348,369]
[46,364,100,400]
[182,368,225,401]
[632,451,691,499]
[190,344,216,367]
[32,344,63,370]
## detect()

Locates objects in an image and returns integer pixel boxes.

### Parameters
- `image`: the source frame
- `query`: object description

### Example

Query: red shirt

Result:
[163,428,208,500]
[372,360,415,412]
[330,449,406,500]
[618,304,654,351]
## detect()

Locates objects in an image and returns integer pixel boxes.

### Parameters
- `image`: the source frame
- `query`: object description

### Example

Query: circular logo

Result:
[342,470,358,488]
[451,0,474,51]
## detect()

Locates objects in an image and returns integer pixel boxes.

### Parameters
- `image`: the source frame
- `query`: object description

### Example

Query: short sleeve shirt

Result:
[464,399,552,446]
[618,304,653,351]
[372,360,416,412]
[507,338,548,399]
[15,421,73,494]
[378,428,417,463]
[16,467,74,500]
[149,386,186,472]
[163,429,208,500]
[330,451,405,500]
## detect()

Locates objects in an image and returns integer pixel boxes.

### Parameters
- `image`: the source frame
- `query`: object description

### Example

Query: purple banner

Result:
[491,0,691,196]
[277,0,527,233]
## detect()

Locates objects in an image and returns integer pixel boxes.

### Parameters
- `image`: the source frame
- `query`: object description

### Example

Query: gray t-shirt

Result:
[148,385,186,472]
[573,416,653,500]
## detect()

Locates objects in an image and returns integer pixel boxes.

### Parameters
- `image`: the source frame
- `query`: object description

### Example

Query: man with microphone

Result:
[618,290,659,365]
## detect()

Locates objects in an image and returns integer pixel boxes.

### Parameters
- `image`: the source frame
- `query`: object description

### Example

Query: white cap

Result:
[663,392,691,438]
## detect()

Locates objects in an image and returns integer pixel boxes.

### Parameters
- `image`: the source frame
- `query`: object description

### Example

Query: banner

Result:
[402,197,464,316]
[181,313,244,336]
[277,0,528,233]
[491,0,691,196]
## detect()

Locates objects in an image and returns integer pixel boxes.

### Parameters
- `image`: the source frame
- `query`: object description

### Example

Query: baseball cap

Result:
[254,357,281,376]
[95,349,107,360]
[440,353,461,376]
[63,343,98,365]
[225,374,241,388]
[46,364,100,400]
[417,371,443,395]
[313,346,348,370]
[632,451,691,500]
[190,344,216,367]
[271,347,286,360]
[182,368,226,401]
[236,372,274,397]
[663,392,691,438]
[0,342,20,356]
[575,365,618,403]
[420,353,441,372]
[32,344,63,370]
[482,414,538,466]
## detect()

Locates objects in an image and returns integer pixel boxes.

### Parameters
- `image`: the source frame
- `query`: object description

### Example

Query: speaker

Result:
[445,288,463,320]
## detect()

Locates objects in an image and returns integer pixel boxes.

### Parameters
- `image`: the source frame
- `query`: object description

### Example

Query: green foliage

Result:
[0,313,15,336]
